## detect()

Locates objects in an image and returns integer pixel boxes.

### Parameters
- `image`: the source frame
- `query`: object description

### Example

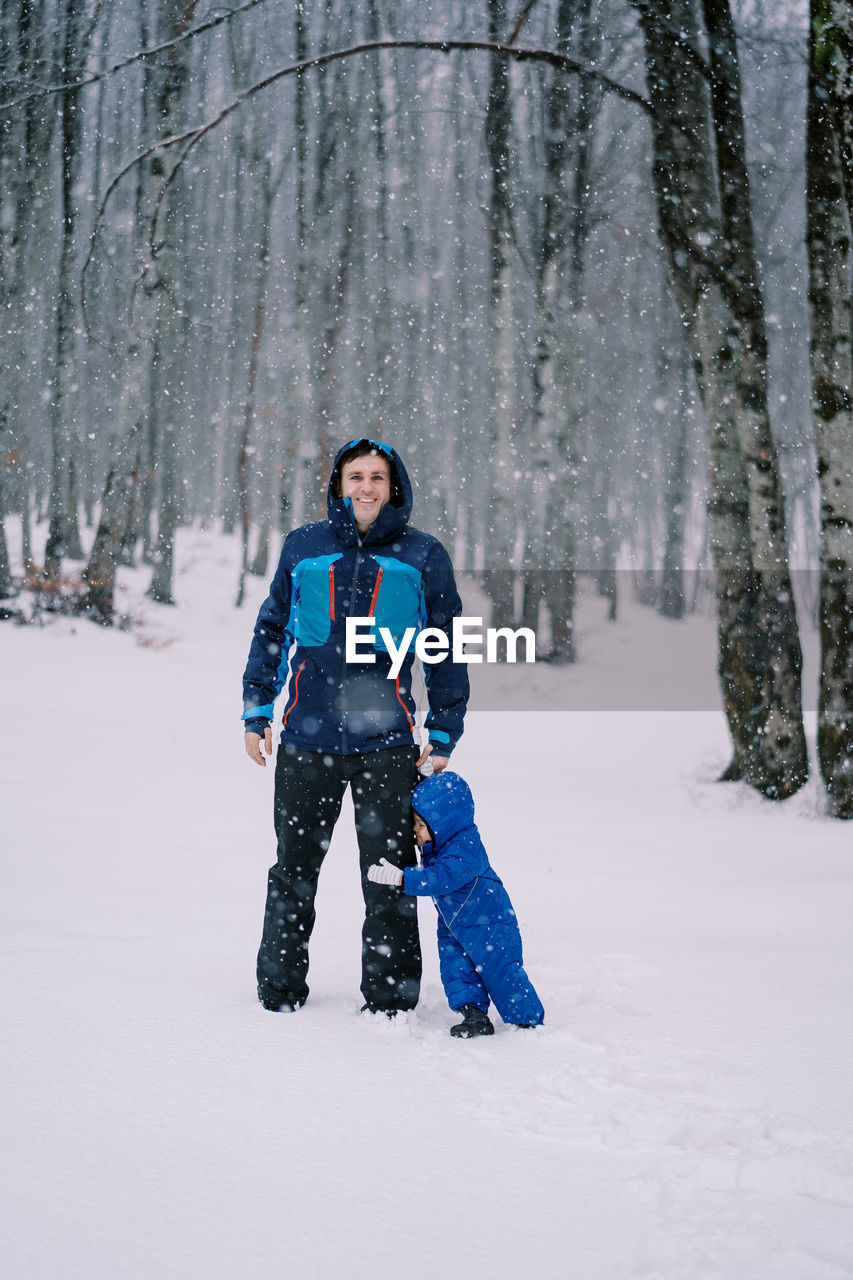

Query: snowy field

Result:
[2,525,852,1280]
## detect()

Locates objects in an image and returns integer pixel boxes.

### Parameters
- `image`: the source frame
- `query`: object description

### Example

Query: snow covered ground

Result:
[2,525,852,1280]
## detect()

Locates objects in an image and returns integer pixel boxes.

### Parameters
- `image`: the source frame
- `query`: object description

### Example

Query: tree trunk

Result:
[236,141,275,609]
[815,1,853,228]
[84,419,141,620]
[483,0,519,629]
[0,463,11,598]
[701,0,808,796]
[13,0,52,565]
[451,63,481,569]
[365,0,392,430]
[525,0,582,662]
[43,0,90,581]
[659,337,691,620]
[807,0,853,818]
[0,0,21,600]
[638,0,807,798]
[84,0,194,618]
[308,23,358,518]
[543,0,598,656]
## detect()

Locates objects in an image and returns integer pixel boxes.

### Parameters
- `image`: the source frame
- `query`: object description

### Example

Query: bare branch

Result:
[0,0,269,112]
[81,125,206,340]
[83,36,739,334]
[507,1,540,47]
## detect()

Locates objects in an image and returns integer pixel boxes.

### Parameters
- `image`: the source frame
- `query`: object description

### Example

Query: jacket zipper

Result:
[394,675,415,731]
[367,567,383,616]
[434,878,480,931]
[283,660,306,727]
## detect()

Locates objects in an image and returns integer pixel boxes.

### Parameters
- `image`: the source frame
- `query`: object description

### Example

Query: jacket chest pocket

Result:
[291,554,343,646]
[370,557,424,652]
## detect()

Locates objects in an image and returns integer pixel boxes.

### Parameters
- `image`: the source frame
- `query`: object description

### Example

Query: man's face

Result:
[340,453,392,534]
[412,812,431,847]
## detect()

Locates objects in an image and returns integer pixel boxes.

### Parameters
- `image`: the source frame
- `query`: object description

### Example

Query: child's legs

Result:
[457,919,545,1026]
[436,916,489,1013]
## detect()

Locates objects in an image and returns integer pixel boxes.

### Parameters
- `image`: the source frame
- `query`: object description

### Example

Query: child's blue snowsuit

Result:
[404,772,544,1027]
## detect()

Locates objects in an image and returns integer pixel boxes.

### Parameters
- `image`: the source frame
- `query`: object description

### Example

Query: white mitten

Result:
[367,859,404,887]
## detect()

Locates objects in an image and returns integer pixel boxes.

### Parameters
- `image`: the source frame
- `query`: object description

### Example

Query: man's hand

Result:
[367,859,404,886]
[245,727,273,766]
[416,743,450,775]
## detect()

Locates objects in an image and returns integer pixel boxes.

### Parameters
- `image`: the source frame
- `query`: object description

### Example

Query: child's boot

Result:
[450,1004,494,1038]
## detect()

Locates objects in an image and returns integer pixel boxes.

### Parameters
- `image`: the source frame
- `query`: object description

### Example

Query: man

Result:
[242,438,469,1015]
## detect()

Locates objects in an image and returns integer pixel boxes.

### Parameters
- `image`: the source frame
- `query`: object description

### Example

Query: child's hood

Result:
[412,771,475,848]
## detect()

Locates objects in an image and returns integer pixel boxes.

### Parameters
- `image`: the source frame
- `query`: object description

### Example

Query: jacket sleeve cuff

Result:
[243,717,271,736]
[402,867,432,896]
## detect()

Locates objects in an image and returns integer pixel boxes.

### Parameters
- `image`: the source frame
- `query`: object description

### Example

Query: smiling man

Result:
[242,438,469,1017]
[341,450,391,533]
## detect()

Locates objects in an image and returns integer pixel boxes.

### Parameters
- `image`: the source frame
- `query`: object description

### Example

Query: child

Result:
[367,770,545,1037]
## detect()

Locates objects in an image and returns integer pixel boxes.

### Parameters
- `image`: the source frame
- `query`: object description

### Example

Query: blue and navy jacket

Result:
[242,440,469,757]
[405,771,513,926]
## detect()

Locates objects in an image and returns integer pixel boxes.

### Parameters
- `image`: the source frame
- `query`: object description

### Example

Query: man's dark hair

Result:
[332,440,403,505]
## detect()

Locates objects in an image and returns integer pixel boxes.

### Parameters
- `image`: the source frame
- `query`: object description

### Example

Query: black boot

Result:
[259,989,306,1012]
[450,1004,494,1038]
[360,1003,399,1019]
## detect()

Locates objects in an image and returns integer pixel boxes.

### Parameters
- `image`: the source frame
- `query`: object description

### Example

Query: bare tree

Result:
[703,0,808,793]
[484,0,520,626]
[0,1,24,598]
[84,0,196,618]
[236,109,278,607]
[43,0,93,581]
[636,0,808,799]
[807,0,853,818]
[817,0,853,227]
[524,0,590,659]
[2,0,59,582]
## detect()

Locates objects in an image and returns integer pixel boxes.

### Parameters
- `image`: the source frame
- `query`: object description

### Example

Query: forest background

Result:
[0,0,851,815]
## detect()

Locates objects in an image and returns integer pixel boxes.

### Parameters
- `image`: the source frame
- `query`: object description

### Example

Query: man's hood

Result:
[327,438,413,547]
[411,771,475,849]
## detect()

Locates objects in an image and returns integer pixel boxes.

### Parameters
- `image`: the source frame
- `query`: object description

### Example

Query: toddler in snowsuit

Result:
[368,770,545,1037]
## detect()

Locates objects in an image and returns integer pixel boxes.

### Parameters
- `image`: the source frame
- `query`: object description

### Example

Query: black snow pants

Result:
[256,743,422,1012]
